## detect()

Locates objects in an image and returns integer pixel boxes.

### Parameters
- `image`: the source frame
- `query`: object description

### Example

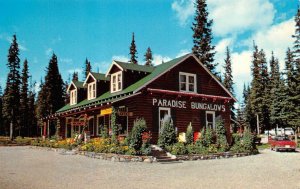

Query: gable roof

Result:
[83,72,109,86]
[67,80,85,92]
[57,53,237,114]
[105,60,154,76]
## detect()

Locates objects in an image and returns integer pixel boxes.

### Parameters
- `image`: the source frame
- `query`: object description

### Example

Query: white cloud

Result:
[112,55,129,62]
[242,18,294,70]
[152,54,172,65]
[176,49,190,57]
[94,61,111,73]
[51,36,62,44]
[18,44,28,51]
[45,48,53,56]
[60,58,73,64]
[209,0,275,37]
[68,68,82,74]
[171,0,194,26]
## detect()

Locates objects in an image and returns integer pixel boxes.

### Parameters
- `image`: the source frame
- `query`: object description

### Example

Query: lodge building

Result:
[43,53,237,142]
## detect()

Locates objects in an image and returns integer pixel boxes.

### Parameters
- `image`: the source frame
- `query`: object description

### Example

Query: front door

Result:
[158,107,171,133]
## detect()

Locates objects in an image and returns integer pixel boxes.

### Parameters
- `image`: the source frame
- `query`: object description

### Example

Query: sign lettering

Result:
[152,98,225,112]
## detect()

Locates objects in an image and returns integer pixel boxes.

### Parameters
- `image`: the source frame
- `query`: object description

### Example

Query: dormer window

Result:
[88,82,96,100]
[179,72,197,93]
[111,71,122,93]
[70,90,77,105]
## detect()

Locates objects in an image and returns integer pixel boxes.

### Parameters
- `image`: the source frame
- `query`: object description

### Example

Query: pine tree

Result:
[83,58,92,80]
[144,47,153,66]
[291,7,300,133]
[0,85,3,135]
[285,48,298,129]
[2,34,21,138]
[20,59,29,136]
[36,79,48,128]
[27,81,36,137]
[129,32,138,64]
[72,71,78,81]
[192,0,216,74]
[223,47,234,94]
[64,81,69,105]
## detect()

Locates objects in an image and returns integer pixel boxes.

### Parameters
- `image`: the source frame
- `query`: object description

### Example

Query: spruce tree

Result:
[192,0,216,74]
[27,81,36,137]
[291,7,300,133]
[129,32,138,64]
[0,86,3,135]
[2,34,21,138]
[72,71,78,81]
[64,81,70,105]
[144,47,153,66]
[20,59,29,136]
[83,58,92,80]
[36,79,48,128]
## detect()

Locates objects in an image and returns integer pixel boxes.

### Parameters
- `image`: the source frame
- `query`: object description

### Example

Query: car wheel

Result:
[275,147,279,152]
[270,146,273,151]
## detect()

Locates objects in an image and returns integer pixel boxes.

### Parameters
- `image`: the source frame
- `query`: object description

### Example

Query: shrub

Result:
[158,117,177,148]
[185,122,194,145]
[141,142,151,155]
[241,129,257,153]
[111,107,118,143]
[100,125,109,139]
[169,142,187,155]
[201,128,214,147]
[215,119,229,152]
[188,141,208,155]
[129,118,147,151]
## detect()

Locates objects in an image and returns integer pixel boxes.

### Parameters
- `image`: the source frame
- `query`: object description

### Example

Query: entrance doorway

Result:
[158,107,171,133]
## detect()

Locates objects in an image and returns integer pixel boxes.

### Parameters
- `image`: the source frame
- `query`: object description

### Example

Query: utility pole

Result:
[256,114,260,135]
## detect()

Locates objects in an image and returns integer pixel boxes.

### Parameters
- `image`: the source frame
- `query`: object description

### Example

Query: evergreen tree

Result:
[144,47,153,66]
[27,81,36,137]
[20,59,29,136]
[2,34,21,138]
[129,32,138,64]
[285,48,298,129]
[64,81,69,105]
[0,85,3,135]
[291,7,300,132]
[192,0,217,74]
[72,71,78,81]
[223,47,234,94]
[83,58,92,80]
[36,79,48,128]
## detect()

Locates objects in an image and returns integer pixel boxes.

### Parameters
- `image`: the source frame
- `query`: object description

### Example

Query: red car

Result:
[269,136,297,152]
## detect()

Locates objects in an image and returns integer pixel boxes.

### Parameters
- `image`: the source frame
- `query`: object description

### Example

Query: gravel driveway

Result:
[0,146,299,189]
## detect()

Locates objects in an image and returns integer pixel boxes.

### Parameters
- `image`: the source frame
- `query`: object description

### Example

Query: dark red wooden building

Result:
[43,53,237,142]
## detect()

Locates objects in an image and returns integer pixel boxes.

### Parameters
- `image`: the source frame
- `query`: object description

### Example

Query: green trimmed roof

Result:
[72,81,85,88]
[90,72,110,81]
[114,61,155,73]
[57,54,190,113]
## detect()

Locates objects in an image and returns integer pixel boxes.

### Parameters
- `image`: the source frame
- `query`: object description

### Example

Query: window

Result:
[88,117,94,136]
[206,111,215,130]
[179,72,197,93]
[88,82,96,100]
[70,90,77,105]
[158,107,171,133]
[111,71,122,93]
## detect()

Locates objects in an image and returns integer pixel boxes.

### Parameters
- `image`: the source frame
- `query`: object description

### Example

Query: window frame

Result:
[70,89,77,105]
[179,72,197,93]
[205,111,215,130]
[111,71,123,93]
[87,81,96,100]
[158,107,171,133]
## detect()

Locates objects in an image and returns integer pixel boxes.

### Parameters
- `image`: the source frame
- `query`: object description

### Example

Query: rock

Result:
[111,156,119,162]
[143,158,152,163]
[138,157,143,162]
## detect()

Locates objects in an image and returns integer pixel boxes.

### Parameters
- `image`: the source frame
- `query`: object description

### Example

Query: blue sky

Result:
[0,0,298,102]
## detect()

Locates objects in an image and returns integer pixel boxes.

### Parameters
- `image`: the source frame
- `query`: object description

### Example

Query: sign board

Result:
[100,108,112,115]
[118,111,133,117]
[152,98,226,112]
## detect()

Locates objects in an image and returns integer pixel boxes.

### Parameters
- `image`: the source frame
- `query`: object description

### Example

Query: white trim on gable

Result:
[67,81,77,92]
[105,61,124,77]
[133,54,237,102]
[83,72,97,86]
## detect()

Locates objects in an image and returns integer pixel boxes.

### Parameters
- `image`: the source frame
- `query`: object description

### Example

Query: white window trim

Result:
[111,71,122,93]
[70,89,77,105]
[87,81,96,100]
[158,107,171,133]
[206,111,215,130]
[179,72,197,93]
[88,116,95,136]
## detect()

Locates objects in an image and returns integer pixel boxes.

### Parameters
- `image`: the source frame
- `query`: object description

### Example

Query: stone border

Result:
[175,152,254,161]
[30,146,156,163]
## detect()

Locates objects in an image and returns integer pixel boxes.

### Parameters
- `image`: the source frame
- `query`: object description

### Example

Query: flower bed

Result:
[175,152,253,161]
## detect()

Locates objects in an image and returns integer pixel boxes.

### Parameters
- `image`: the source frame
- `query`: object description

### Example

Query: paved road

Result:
[0,146,299,189]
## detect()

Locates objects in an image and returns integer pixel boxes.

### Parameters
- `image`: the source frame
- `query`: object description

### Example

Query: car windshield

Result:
[275,136,290,141]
